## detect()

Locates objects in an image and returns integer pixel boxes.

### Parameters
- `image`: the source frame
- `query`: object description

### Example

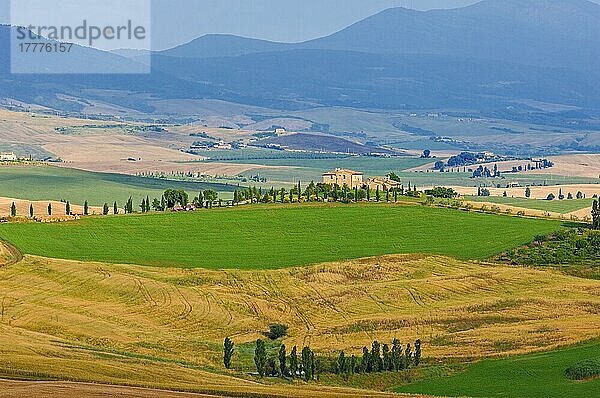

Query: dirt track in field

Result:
[0,380,230,398]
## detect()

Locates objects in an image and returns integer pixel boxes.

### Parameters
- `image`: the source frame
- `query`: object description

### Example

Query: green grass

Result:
[466,196,594,213]
[0,204,563,269]
[395,341,600,398]
[0,165,236,206]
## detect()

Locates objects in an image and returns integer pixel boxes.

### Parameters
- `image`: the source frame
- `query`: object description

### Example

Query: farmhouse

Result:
[0,152,17,161]
[367,177,402,191]
[322,168,364,189]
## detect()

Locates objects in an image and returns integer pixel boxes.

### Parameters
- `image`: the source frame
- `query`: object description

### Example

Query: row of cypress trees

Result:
[224,337,422,381]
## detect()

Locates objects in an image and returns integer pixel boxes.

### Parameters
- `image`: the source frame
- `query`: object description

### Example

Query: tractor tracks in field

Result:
[0,239,23,268]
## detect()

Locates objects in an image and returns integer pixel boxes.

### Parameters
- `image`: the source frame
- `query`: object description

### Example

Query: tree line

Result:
[233,181,423,205]
[224,337,422,381]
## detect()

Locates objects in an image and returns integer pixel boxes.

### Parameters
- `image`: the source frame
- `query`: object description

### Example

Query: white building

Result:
[0,152,17,161]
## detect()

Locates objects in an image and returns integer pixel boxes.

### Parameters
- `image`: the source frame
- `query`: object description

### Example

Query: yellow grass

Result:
[536,154,600,179]
[0,108,260,177]
[0,245,599,396]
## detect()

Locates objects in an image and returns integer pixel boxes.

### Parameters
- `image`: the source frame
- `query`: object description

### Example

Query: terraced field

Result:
[0,204,563,269]
[0,248,599,396]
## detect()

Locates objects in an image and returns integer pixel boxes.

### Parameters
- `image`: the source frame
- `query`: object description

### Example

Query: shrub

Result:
[565,359,600,380]
[266,323,288,340]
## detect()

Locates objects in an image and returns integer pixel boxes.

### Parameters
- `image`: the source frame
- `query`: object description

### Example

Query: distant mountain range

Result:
[1,0,599,116]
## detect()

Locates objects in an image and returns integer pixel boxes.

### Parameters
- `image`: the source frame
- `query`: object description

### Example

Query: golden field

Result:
[0,242,599,396]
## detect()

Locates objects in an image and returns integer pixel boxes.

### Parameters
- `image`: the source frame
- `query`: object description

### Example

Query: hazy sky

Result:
[2,0,600,49]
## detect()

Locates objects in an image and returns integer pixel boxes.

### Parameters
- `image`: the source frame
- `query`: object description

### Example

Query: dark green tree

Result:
[10,202,16,217]
[29,203,33,217]
[405,343,412,369]
[140,198,146,213]
[337,351,346,375]
[126,197,133,214]
[113,201,118,215]
[382,343,392,371]
[392,338,402,371]
[48,202,52,216]
[361,346,370,373]
[66,201,71,215]
[278,344,287,378]
[160,195,166,211]
[289,346,298,378]
[376,186,381,202]
[84,201,89,215]
[414,339,422,367]
[301,346,312,381]
[103,203,109,215]
[371,341,383,372]
[146,195,151,212]
[223,337,234,369]
[525,187,531,198]
[254,339,267,378]
[592,200,599,230]
[151,198,161,211]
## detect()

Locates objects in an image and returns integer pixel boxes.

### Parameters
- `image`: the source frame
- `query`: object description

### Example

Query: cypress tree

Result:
[350,355,357,376]
[254,339,267,378]
[371,341,383,372]
[140,198,146,213]
[66,201,71,215]
[289,346,298,378]
[146,195,150,212]
[161,195,166,211]
[376,186,380,202]
[392,338,402,370]
[103,203,109,215]
[278,344,287,378]
[29,204,34,217]
[337,351,346,375]
[414,339,422,367]
[360,346,369,373]
[10,202,16,217]
[405,343,412,369]
[84,201,89,215]
[223,337,234,369]
[113,201,118,215]
[382,343,391,371]
[301,346,312,381]
[310,350,316,381]
[592,200,599,230]
[47,202,52,216]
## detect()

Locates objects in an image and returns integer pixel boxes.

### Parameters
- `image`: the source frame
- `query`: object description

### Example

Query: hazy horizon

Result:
[2,0,599,50]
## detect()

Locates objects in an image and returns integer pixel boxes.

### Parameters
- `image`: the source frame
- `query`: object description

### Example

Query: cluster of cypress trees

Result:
[225,338,422,381]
